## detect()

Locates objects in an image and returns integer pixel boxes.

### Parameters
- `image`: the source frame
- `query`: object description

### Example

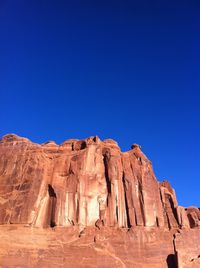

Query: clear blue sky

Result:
[0,1,199,207]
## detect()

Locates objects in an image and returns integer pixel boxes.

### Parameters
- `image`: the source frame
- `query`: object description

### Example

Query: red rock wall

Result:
[175,229,200,268]
[0,134,199,232]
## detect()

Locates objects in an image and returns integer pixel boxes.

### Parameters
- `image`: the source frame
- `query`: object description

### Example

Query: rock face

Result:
[0,134,199,268]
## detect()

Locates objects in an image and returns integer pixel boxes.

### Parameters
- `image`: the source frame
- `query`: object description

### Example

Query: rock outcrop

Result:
[0,134,199,268]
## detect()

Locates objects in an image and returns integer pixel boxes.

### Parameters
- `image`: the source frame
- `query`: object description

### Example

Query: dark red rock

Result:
[0,133,199,267]
[186,206,200,228]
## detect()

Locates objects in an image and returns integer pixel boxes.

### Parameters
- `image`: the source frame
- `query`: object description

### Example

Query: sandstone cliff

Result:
[0,134,199,268]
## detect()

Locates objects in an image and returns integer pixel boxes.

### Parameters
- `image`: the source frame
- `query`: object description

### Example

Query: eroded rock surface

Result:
[0,134,199,267]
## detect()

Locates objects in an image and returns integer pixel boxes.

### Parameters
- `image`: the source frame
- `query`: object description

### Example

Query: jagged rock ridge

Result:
[0,134,199,268]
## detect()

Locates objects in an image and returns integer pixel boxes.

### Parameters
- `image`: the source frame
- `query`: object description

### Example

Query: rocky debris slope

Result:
[0,134,199,268]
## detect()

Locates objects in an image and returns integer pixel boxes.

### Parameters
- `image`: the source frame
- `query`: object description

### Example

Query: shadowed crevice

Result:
[166,254,177,268]
[122,173,131,228]
[48,184,57,228]
[103,153,111,195]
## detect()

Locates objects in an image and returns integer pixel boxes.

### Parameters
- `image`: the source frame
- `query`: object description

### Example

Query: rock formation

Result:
[0,134,199,268]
